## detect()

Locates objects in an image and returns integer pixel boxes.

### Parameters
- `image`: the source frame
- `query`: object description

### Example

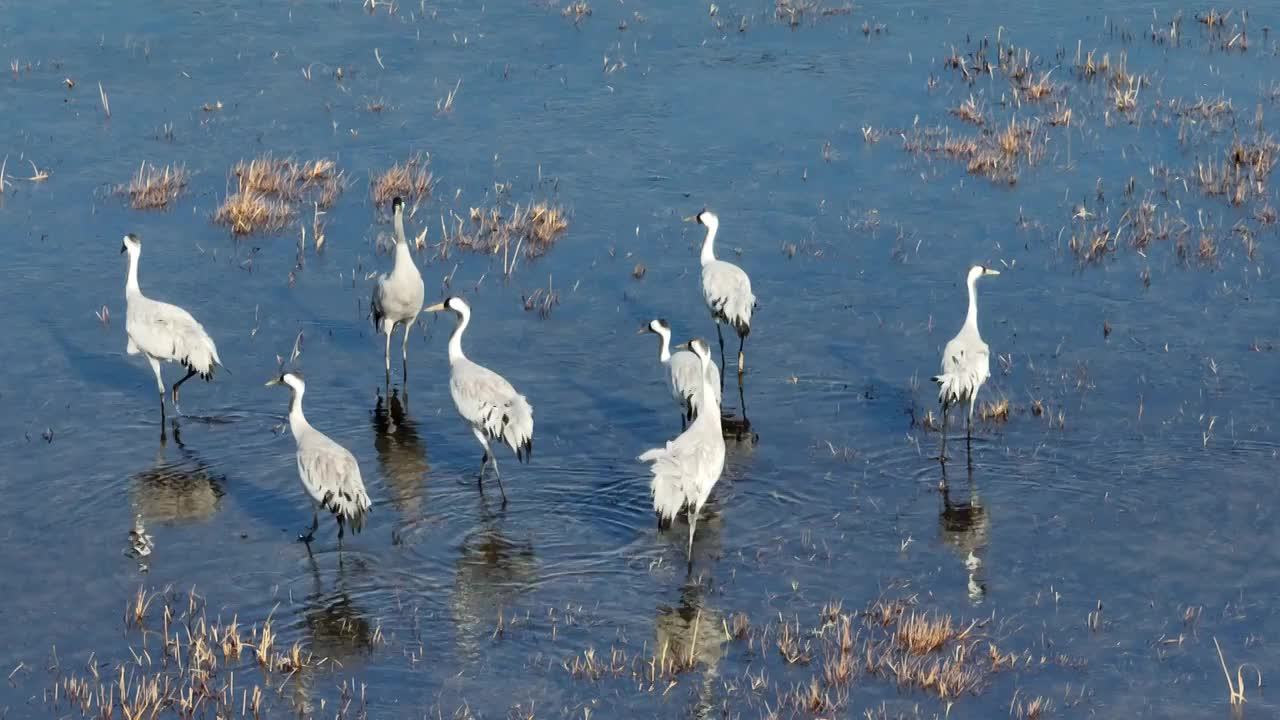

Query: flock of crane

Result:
[120,199,999,563]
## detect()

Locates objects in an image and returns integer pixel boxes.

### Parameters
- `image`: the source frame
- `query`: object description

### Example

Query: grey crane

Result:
[266,372,372,546]
[371,197,425,383]
[638,338,726,563]
[424,297,533,504]
[932,264,1001,463]
[121,234,223,421]
[687,210,756,378]
[638,318,722,427]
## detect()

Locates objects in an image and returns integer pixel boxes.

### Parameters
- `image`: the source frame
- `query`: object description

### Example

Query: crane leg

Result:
[337,515,345,549]
[171,368,198,407]
[473,428,507,504]
[299,510,319,544]
[686,507,698,566]
[147,356,166,420]
[384,327,393,383]
[489,454,508,505]
[737,334,745,377]
[965,406,974,468]
[939,404,949,466]
[715,321,727,384]
[401,322,412,384]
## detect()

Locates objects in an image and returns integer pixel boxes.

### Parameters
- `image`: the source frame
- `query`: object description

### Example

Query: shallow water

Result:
[3,0,1280,717]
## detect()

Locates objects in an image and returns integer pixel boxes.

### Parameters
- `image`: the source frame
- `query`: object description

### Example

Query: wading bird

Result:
[267,372,372,547]
[424,297,533,503]
[639,318,722,427]
[121,234,223,420]
[639,338,726,564]
[687,210,756,378]
[932,264,1001,464]
[371,197,425,383]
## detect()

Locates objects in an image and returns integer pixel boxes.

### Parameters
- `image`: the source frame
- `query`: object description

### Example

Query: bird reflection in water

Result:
[370,388,429,521]
[126,420,227,565]
[654,578,727,717]
[451,505,537,664]
[720,377,758,444]
[291,554,377,716]
[938,462,989,603]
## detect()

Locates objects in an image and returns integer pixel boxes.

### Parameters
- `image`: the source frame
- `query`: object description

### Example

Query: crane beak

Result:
[673,341,692,351]
[636,324,653,335]
[265,377,281,387]
[984,268,1002,276]
[681,215,697,223]
[424,302,447,312]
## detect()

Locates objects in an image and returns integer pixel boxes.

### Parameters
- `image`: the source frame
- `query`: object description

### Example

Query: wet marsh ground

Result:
[3,0,1280,717]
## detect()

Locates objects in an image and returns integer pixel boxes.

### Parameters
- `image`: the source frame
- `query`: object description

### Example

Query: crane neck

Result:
[392,240,414,270]
[287,388,310,440]
[964,274,980,331]
[694,357,719,424]
[656,329,672,363]
[393,208,407,246]
[699,224,718,266]
[448,309,470,364]
[125,250,142,297]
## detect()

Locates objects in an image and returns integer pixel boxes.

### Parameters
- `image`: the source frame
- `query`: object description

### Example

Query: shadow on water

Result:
[291,553,377,715]
[129,421,228,524]
[451,504,538,664]
[370,388,429,523]
[654,577,728,718]
[938,461,990,604]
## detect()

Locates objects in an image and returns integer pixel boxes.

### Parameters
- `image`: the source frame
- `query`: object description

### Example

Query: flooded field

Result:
[3,0,1280,717]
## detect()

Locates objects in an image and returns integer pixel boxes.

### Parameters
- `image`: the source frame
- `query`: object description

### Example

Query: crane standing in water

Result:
[688,210,756,380]
[639,338,726,565]
[932,264,1001,467]
[120,233,223,421]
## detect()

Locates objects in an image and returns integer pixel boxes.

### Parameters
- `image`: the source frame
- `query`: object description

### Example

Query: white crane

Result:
[638,338,726,563]
[424,297,533,503]
[687,210,756,378]
[371,197,425,383]
[932,264,1001,463]
[266,372,372,546]
[121,233,223,421]
[638,318,721,427]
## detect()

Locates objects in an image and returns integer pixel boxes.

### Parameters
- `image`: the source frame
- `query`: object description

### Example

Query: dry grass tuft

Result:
[775,0,851,27]
[214,192,294,235]
[49,587,329,720]
[1047,103,1073,127]
[439,200,570,276]
[893,611,956,655]
[120,162,188,210]
[1011,691,1055,719]
[903,119,1042,185]
[951,94,986,125]
[562,1,592,21]
[371,154,435,207]
[215,154,342,235]
[980,398,1010,422]
[776,616,812,665]
[522,277,561,319]
[1023,71,1057,101]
